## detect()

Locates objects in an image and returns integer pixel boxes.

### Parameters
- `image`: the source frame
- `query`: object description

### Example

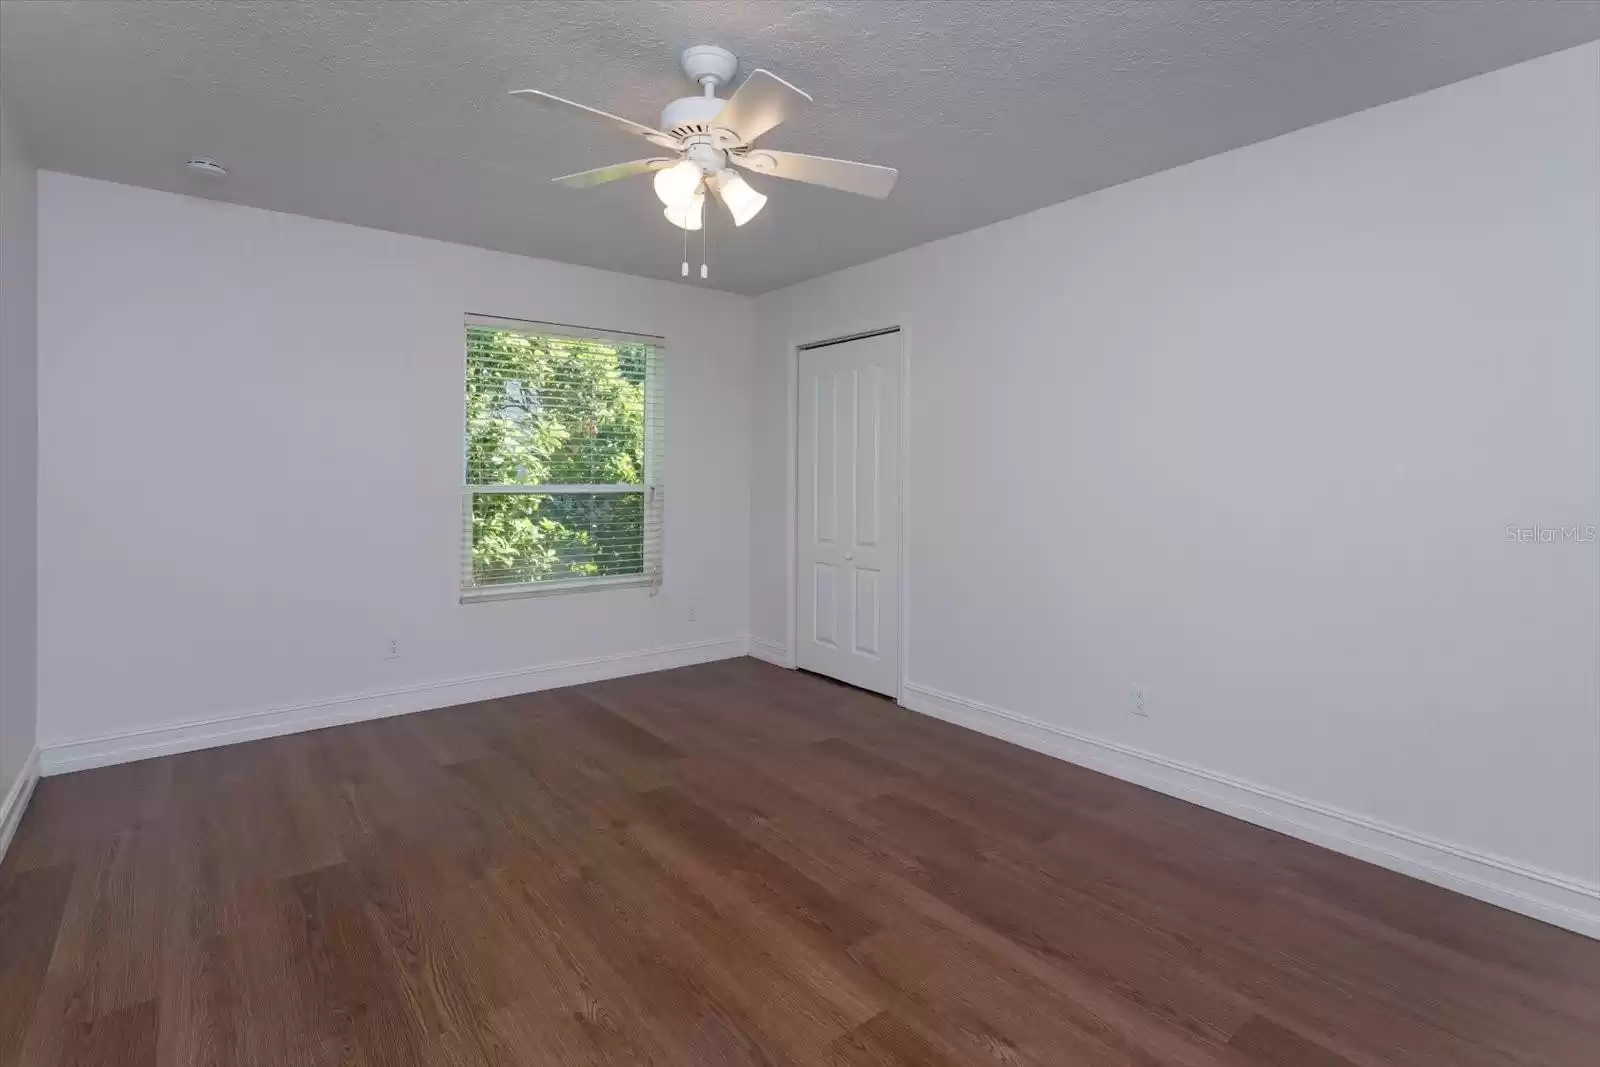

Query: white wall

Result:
[0,92,39,804]
[752,45,1600,910]
[36,173,751,751]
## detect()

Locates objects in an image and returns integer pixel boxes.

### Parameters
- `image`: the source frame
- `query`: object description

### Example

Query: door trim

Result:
[786,317,911,703]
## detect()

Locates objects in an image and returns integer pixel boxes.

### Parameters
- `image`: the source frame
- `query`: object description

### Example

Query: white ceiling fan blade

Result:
[510,90,680,150]
[735,150,898,198]
[711,70,811,146]
[551,158,674,189]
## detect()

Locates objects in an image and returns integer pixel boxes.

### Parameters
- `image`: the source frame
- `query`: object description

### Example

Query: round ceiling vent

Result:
[185,158,228,177]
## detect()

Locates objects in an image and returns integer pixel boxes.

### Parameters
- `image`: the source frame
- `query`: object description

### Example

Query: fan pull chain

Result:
[700,204,708,280]
[680,212,689,277]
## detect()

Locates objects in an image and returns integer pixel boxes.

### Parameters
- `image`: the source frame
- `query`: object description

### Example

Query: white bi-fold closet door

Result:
[796,329,901,697]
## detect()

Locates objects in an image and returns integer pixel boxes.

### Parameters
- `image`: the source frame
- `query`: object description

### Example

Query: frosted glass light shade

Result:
[653,160,703,209]
[717,172,767,226]
[664,192,704,231]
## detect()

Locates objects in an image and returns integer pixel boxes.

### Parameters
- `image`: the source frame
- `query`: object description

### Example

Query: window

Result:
[461,315,663,601]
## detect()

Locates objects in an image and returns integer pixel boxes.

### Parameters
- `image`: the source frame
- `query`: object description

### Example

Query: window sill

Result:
[460,574,654,604]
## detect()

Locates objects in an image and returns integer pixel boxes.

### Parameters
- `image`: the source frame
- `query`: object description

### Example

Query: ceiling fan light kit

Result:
[510,44,898,279]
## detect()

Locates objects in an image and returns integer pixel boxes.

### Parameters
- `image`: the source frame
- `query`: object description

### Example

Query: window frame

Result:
[459,314,663,603]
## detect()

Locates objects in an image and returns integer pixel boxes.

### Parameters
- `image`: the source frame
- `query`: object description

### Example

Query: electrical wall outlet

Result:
[384,638,400,660]
[687,606,698,623]
[1128,683,1148,716]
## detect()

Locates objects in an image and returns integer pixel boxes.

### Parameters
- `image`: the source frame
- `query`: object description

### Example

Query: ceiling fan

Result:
[510,45,897,238]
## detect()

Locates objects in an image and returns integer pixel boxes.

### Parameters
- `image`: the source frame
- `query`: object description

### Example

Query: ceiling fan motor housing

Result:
[660,94,727,140]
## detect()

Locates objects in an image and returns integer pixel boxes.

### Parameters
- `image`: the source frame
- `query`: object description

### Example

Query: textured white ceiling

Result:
[2,1,1596,294]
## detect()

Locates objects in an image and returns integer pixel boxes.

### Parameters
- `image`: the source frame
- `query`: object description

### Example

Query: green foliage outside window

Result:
[464,326,650,587]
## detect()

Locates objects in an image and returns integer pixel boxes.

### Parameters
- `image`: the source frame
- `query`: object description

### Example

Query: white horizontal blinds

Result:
[462,315,663,596]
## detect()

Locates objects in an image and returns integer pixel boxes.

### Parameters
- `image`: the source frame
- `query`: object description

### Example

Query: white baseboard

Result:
[0,746,41,866]
[38,638,747,776]
[900,681,1600,940]
[748,637,795,668]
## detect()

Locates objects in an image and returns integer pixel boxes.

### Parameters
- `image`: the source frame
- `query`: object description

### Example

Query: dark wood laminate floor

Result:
[2,659,1597,1066]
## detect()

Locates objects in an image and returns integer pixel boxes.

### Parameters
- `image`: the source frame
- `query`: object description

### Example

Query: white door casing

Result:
[796,330,901,696]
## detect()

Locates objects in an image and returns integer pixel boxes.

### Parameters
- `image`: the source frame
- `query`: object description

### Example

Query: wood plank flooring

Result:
[2,658,1596,1065]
